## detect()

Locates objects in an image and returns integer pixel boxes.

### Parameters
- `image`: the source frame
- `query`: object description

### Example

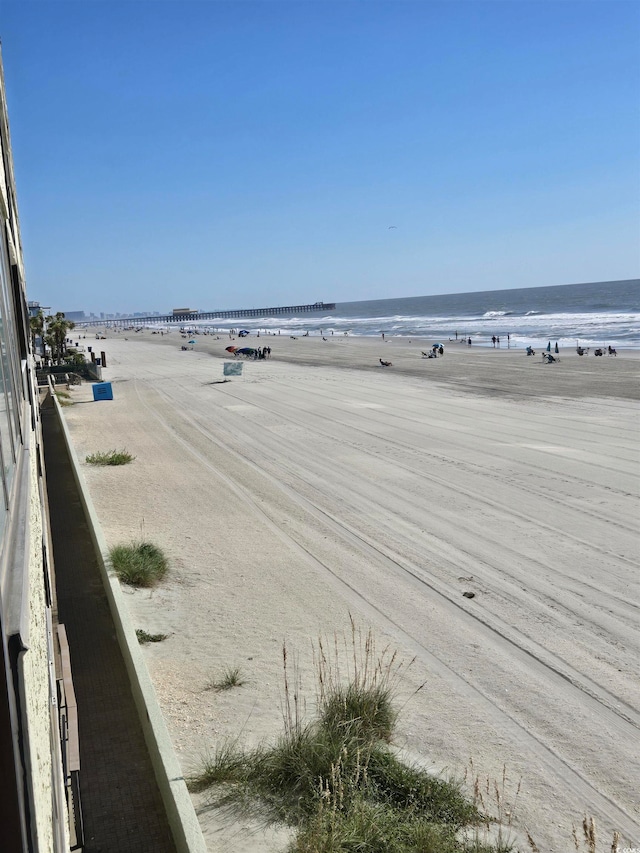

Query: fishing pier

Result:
[76,301,336,328]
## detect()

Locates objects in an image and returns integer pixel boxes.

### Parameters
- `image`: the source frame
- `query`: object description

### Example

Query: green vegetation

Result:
[136,629,169,644]
[86,449,135,466]
[193,738,250,787]
[207,666,247,692]
[291,798,479,853]
[190,623,501,852]
[44,311,76,364]
[55,391,74,406]
[29,309,45,353]
[109,541,168,587]
[63,350,87,366]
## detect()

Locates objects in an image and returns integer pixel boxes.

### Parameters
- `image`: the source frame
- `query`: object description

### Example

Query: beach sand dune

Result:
[63,334,640,851]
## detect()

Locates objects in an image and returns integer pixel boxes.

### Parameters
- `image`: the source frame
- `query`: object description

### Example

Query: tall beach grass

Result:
[109,541,168,587]
[190,620,488,852]
[86,448,135,466]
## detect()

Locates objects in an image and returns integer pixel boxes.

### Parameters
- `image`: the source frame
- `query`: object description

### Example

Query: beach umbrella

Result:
[554,342,559,353]
[546,341,551,352]
[225,346,237,352]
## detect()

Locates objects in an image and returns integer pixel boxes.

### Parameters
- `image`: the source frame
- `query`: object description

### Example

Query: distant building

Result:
[172,307,198,315]
[61,310,86,321]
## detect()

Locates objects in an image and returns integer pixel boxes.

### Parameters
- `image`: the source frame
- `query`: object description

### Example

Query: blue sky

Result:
[1,1,638,315]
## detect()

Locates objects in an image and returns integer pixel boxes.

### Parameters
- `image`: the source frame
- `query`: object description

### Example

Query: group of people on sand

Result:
[382,345,446,366]
[254,346,271,359]
[422,345,444,358]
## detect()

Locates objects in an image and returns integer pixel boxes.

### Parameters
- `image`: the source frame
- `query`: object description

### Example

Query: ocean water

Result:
[184,279,640,349]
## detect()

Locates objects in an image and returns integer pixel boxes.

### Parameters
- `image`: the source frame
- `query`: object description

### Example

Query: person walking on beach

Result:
[492,335,496,347]
[468,337,472,346]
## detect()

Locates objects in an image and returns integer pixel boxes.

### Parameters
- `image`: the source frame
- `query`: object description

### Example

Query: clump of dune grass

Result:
[462,760,522,852]
[109,541,168,587]
[313,626,402,744]
[190,619,488,851]
[86,448,135,466]
[55,391,74,406]
[189,738,253,793]
[291,792,472,853]
[136,629,169,644]
[207,666,247,692]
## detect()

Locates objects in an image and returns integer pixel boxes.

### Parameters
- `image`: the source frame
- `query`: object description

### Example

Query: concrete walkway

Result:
[42,403,177,853]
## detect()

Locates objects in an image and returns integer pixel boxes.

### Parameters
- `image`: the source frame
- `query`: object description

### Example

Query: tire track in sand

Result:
[133,378,640,844]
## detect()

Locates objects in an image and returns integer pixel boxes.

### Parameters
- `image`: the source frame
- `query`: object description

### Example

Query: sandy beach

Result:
[62,332,640,852]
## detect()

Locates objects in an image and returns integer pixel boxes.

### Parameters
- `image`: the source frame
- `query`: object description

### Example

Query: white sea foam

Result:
[159,309,639,349]
[120,281,640,348]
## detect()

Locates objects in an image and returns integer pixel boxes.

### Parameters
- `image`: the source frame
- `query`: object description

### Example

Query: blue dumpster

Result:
[92,382,113,401]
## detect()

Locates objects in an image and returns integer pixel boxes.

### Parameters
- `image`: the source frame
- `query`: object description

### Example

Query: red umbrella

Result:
[225,346,237,352]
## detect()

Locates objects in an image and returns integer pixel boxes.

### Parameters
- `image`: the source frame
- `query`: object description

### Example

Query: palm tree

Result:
[29,310,44,355]
[44,312,76,364]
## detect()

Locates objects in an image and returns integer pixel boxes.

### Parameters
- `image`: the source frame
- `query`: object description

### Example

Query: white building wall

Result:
[0,45,70,852]
[22,445,57,853]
